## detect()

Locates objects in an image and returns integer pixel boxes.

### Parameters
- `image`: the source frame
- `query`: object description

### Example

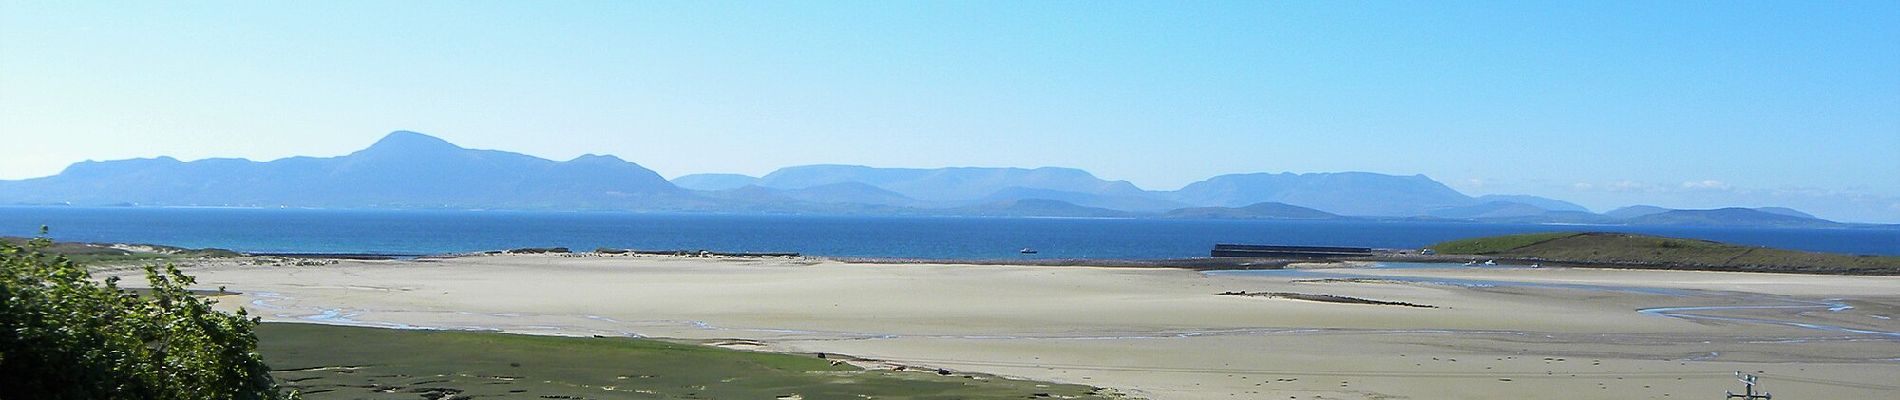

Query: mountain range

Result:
[0,132,702,210]
[0,131,1876,228]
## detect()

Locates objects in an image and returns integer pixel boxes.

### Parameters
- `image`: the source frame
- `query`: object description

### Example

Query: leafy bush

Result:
[1,232,293,400]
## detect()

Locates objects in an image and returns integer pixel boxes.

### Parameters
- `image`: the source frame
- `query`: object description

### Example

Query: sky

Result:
[2,2,1897,222]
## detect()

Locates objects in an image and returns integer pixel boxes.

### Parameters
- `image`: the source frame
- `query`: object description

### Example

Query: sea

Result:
[2,206,1895,259]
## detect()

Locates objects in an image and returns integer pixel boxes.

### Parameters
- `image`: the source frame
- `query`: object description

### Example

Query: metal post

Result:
[1725,371,1771,399]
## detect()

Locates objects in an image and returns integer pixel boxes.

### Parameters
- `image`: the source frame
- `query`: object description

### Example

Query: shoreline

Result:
[23,230,1895,275]
[118,254,1900,400]
[254,248,1900,276]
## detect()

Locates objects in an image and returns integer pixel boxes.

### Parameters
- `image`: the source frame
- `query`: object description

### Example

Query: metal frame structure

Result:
[1725,371,1771,400]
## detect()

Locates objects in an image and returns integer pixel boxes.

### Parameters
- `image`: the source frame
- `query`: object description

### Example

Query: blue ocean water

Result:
[1,206,1895,259]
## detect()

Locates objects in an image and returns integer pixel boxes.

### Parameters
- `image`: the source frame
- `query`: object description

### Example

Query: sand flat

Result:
[123,255,1900,399]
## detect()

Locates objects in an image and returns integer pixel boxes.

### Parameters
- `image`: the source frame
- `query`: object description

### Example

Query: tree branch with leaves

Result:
[1,228,294,400]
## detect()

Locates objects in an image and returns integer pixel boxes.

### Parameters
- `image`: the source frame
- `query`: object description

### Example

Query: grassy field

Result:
[257,323,1123,400]
[1425,232,1581,254]
[1429,232,1900,275]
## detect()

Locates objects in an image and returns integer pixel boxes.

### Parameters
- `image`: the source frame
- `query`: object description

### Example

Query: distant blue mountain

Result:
[1473,194,1591,213]
[703,183,921,208]
[1169,172,1476,216]
[0,131,696,209]
[1427,201,1559,219]
[1622,208,1839,228]
[1599,205,1835,227]
[1753,207,1818,219]
[1163,202,1341,220]
[672,173,761,191]
[974,187,1188,212]
[947,199,1134,218]
[755,165,1148,203]
[1604,205,1673,219]
[0,130,1861,226]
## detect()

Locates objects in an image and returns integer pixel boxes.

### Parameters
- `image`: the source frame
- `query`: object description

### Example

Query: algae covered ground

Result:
[1429,232,1900,275]
[257,323,1122,400]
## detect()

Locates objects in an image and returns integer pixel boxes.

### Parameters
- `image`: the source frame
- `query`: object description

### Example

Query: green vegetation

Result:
[259,323,1121,400]
[0,236,240,266]
[1427,232,1582,254]
[1430,232,1900,275]
[0,234,290,400]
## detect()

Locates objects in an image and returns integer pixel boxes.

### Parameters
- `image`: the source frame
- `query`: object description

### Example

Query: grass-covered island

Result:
[1428,232,1900,275]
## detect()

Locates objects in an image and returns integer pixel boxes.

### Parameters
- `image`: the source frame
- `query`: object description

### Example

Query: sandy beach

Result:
[116,255,1900,399]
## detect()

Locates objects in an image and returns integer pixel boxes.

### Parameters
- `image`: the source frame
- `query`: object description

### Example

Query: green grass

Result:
[1426,232,1581,254]
[1429,232,1900,275]
[257,323,1122,400]
[1,237,240,266]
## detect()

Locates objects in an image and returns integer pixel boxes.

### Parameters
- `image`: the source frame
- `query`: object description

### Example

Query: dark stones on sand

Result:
[504,247,571,254]
[1217,291,1437,308]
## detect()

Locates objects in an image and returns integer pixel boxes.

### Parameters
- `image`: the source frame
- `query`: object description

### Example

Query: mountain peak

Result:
[362,131,462,153]
[568,154,626,163]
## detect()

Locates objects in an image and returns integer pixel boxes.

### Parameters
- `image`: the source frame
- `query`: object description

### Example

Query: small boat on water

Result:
[1019,248,1038,255]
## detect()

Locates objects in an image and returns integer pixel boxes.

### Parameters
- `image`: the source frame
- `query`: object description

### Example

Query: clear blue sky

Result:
[3,2,1897,221]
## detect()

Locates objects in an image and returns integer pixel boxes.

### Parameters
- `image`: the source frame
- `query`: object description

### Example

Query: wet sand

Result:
[117,255,1900,399]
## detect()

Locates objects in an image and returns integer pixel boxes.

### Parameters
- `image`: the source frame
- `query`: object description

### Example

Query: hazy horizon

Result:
[4,5,1900,399]
[3,2,1896,221]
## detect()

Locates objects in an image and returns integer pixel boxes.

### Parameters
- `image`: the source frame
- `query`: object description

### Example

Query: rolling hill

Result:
[754,165,1150,204]
[1163,202,1341,220]
[947,199,1135,218]
[1169,172,1477,216]
[1622,208,1839,228]
[1430,232,1898,274]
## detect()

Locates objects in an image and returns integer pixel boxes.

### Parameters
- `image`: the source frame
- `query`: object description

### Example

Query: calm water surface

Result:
[1,206,1894,258]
